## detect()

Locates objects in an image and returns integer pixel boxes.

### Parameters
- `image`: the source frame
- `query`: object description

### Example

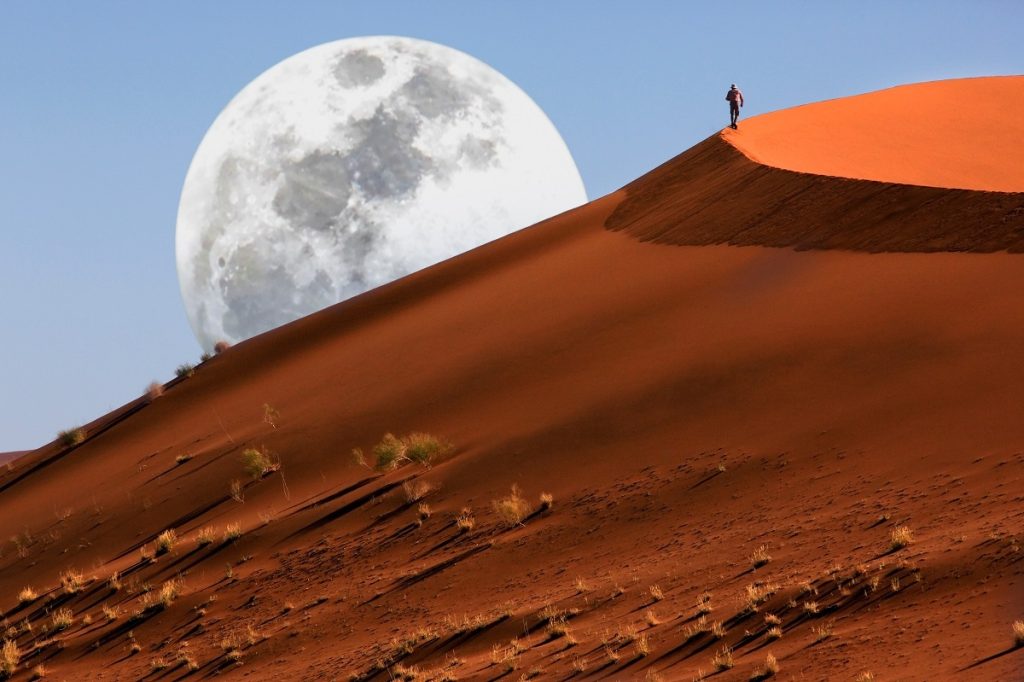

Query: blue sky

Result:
[1,1,1021,450]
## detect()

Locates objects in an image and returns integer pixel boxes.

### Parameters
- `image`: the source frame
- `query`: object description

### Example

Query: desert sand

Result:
[0,76,1021,681]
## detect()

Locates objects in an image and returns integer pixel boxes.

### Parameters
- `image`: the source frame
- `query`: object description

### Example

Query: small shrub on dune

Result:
[200,351,214,362]
[154,529,177,555]
[1013,620,1024,648]
[213,340,231,354]
[402,479,433,503]
[648,584,665,602]
[492,485,530,527]
[175,363,195,378]
[17,587,37,604]
[539,492,553,510]
[240,447,278,480]
[455,509,475,532]
[60,570,85,595]
[750,653,779,680]
[711,646,733,671]
[223,523,242,542]
[0,639,18,678]
[158,579,181,609]
[417,503,432,520]
[51,608,73,631]
[890,525,914,551]
[855,673,875,682]
[145,382,164,401]
[196,527,216,548]
[57,427,86,447]
[101,604,120,622]
[751,545,771,568]
[634,633,652,657]
[30,663,46,680]
[371,432,453,470]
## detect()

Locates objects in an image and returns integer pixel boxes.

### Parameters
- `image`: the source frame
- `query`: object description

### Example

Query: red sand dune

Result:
[1,77,1022,681]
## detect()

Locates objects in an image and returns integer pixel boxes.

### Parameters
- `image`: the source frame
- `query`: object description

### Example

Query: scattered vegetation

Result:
[855,673,875,682]
[750,653,779,680]
[417,503,431,520]
[1,640,18,679]
[766,626,783,640]
[539,492,553,510]
[635,633,652,657]
[371,432,453,470]
[158,579,181,608]
[175,452,193,465]
[60,570,85,595]
[812,620,834,642]
[200,351,214,362]
[455,509,475,532]
[223,523,242,542]
[696,591,712,615]
[649,584,665,602]
[214,340,231,354]
[51,608,73,631]
[57,427,86,447]
[240,447,279,480]
[145,382,165,401]
[230,479,244,503]
[155,529,177,555]
[263,403,280,429]
[1013,620,1024,648]
[711,646,734,671]
[890,525,914,550]
[17,587,37,604]
[751,544,771,568]
[175,363,195,378]
[492,485,530,527]
[102,604,120,622]
[29,663,46,680]
[108,571,122,592]
[402,479,433,503]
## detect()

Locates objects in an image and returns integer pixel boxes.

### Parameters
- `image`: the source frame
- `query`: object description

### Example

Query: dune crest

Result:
[725,75,1024,192]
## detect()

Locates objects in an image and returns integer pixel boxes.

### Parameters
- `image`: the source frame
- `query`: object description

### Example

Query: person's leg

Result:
[730,103,739,126]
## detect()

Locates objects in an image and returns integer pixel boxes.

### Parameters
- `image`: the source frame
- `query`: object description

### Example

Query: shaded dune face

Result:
[3,77,1023,680]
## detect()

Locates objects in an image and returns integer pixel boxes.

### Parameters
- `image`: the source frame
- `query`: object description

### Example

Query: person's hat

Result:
[731,83,736,88]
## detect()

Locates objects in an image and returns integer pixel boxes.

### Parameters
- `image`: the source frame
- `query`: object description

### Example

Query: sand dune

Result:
[1,77,1022,681]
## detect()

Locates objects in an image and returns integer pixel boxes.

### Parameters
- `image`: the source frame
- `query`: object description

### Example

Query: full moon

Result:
[176,36,587,350]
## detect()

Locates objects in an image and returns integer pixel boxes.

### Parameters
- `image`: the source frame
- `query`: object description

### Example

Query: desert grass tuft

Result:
[711,646,733,671]
[855,673,875,682]
[145,382,165,401]
[889,525,914,551]
[196,526,216,548]
[29,663,46,680]
[539,492,553,510]
[57,427,86,447]
[155,529,177,555]
[1013,620,1024,648]
[102,604,120,622]
[766,625,783,640]
[648,584,664,602]
[213,340,231,354]
[696,591,712,615]
[750,544,771,568]
[0,640,18,678]
[402,479,433,503]
[634,633,652,657]
[17,587,37,604]
[750,653,779,680]
[60,570,85,595]
[51,608,73,631]
[223,523,242,542]
[175,363,195,378]
[240,447,279,480]
[492,485,530,527]
[812,620,834,642]
[455,508,475,532]
[158,579,182,608]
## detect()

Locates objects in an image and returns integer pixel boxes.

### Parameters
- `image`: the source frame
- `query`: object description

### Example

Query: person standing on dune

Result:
[726,83,744,129]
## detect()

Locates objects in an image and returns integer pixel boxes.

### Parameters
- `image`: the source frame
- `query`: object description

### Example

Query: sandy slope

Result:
[0,77,1022,681]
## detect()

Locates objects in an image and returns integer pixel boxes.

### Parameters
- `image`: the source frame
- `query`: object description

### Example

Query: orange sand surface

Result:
[725,76,1024,192]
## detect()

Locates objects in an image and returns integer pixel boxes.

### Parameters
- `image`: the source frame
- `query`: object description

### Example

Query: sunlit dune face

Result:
[725,76,1024,192]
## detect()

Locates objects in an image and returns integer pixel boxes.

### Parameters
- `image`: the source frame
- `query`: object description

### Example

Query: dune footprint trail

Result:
[0,76,1022,681]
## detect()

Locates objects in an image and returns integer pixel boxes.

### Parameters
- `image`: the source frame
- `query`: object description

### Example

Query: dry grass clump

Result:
[0,639,18,678]
[214,340,231,354]
[764,613,781,626]
[539,492,553,510]
[196,526,216,547]
[158,579,182,608]
[57,427,86,447]
[711,646,734,671]
[812,620,834,642]
[645,609,660,626]
[750,653,779,680]
[648,584,664,602]
[155,529,177,555]
[145,382,165,401]
[60,570,85,595]
[890,525,914,550]
[751,544,771,568]
[240,447,279,480]
[229,479,244,503]
[492,485,530,527]
[417,503,432,520]
[634,633,651,657]
[455,508,475,532]
[710,621,727,639]
[696,591,712,615]
[17,587,37,604]
[175,363,195,378]
[101,604,120,622]
[855,672,874,682]
[1013,620,1024,647]
[29,663,46,680]
[402,479,434,503]
[51,608,73,631]
[223,523,242,542]
[803,601,820,615]
[766,625,783,640]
